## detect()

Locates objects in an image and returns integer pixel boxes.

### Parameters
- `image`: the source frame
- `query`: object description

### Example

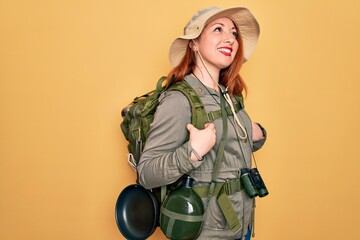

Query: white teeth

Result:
[218,48,231,53]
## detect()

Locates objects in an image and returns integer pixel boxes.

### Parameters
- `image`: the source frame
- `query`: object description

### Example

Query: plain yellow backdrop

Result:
[1,0,360,239]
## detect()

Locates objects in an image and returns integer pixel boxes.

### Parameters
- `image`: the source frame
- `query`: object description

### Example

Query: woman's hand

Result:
[187,123,216,161]
[252,122,264,141]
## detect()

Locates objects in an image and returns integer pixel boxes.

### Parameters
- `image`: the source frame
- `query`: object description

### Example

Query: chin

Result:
[218,63,232,69]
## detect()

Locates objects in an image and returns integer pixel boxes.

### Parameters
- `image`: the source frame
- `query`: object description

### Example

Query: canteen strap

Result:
[192,178,244,233]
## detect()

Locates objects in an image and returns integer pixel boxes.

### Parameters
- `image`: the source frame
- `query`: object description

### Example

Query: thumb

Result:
[186,123,195,132]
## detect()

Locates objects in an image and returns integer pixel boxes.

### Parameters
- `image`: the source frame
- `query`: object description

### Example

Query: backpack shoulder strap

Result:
[167,81,207,130]
[233,94,244,110]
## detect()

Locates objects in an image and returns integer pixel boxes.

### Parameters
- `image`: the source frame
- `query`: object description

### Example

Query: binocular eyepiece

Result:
[240,168,269,198]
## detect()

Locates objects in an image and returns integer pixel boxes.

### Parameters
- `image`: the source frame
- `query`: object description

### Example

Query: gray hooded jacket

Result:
[137,74,266,239]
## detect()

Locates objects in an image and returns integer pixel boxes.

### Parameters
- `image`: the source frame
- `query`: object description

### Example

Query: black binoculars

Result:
[240,168,269,198]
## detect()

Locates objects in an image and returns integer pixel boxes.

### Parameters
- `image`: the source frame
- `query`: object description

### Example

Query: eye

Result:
[214,27,222,32]
[232,31,239,38]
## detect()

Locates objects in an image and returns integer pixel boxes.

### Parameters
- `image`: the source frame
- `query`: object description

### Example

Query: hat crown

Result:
[183,7,220,35]
[184,24,200,35]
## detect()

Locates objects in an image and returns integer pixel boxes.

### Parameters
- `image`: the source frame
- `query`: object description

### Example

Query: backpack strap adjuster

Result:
[206,110,222,122]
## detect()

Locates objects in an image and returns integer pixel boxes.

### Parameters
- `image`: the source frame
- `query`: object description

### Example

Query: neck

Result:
[193,66,220,91]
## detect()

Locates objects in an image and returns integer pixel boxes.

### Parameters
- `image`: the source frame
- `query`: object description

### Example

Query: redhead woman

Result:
[137,6,267,240]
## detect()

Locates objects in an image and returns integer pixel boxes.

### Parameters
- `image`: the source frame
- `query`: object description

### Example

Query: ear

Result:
[189,40,198,51]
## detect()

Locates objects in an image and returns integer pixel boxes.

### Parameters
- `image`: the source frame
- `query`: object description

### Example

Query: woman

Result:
[137,6,267,240]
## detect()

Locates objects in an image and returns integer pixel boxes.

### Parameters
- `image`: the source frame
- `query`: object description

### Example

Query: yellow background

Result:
[1,0,360,239]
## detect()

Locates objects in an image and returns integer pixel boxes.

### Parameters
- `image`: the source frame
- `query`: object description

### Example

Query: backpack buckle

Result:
[223,179,243,195]
[207,112,216,122]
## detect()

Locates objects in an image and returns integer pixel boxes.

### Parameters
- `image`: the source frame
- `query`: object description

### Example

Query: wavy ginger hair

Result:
[166,23,247,96]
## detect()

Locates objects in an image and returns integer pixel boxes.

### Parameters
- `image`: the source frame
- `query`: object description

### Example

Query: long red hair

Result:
[166,24,247,96]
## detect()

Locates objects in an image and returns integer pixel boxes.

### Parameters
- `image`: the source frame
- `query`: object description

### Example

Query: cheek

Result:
[203,38,219,49]
[199,38,218,55]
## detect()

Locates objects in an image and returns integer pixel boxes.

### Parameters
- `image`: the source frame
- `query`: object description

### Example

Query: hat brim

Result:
[169,7,260,67]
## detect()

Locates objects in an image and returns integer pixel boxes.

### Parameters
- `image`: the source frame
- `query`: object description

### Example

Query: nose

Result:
[223,34,235,44]
[224,38,233,44]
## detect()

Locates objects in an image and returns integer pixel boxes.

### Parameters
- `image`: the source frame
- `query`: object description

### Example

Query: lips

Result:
[218,47,233,56]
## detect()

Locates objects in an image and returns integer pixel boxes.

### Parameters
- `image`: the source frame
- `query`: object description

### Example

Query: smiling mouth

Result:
[218,47,232,56]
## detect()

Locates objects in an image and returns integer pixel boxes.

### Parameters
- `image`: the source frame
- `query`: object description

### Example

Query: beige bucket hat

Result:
[169,6,260,67]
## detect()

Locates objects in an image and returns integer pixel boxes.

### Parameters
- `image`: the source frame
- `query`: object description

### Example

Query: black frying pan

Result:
[115,184,159,239]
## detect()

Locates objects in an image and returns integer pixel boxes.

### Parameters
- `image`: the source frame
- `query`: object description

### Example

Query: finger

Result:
[204,123,215,130]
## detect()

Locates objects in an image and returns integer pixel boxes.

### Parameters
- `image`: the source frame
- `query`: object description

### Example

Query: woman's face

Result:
[195,17,239,72]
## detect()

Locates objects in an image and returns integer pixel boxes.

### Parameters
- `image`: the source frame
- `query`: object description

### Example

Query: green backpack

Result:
[120,75,245,177]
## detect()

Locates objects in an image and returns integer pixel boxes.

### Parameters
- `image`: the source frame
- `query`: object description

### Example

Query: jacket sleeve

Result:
[252,123,267,152]
[137,91,202,189]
